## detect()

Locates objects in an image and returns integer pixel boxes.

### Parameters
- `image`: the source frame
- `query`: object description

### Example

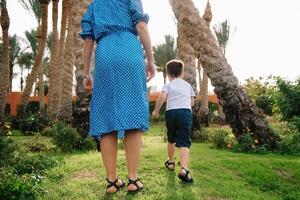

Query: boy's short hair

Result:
[166,60,184,78]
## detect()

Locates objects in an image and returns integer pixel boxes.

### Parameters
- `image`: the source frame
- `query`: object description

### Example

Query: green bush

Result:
[256,95,273,115]
[290,116,300,132]
[51,123,81,152]
[13,154,59,175]
[233,134,255,152]
[40,127,54,137]
[0,137,59,200]
[279,132,300,156]
[0,136,17,167]
[81,136,97,151]
[192,129,211,143]
[24,134,55,153]
[212,129,236,149]
[18,114,41,134]
[0,168,38,200]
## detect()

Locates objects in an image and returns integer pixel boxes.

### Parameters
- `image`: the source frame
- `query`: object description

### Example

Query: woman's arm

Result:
[83,39,95,77]
[82,39,94,90]
[136,22,156,82]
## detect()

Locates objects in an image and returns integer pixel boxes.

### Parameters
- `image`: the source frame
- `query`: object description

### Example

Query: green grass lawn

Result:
[13,124,300,200]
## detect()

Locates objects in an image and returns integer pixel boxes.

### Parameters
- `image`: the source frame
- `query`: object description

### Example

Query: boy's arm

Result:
[152,92,167,118]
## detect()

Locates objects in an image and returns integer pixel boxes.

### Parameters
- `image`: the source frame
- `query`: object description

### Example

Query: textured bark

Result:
[38,58,45,113]
[198,1,211,127]
[51,0,70,117]
[170,0,279,149]
[74,0,92,99]
[48,0,59,116]
[200,71,209,127]
[59,0,75,121]
[19,0,50,112]
[177,22,198,95]
[0,0,10,124]
[71,0,92,136]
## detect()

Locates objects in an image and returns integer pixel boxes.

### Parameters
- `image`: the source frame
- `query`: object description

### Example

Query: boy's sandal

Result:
[178,167,193,183]
[106,178,125,193]
[127,178,144,193]
[164,160,175,171]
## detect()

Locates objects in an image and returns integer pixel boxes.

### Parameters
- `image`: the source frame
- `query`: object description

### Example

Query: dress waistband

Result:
[96,29,137,44]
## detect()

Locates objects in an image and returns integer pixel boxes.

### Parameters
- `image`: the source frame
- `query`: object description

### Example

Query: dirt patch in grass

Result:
[68,170,99,181]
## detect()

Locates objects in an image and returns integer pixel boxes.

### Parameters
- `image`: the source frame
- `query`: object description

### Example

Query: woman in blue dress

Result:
[80,0,156,194]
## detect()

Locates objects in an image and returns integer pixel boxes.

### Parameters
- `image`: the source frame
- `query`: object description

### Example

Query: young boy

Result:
[152,60,195,183]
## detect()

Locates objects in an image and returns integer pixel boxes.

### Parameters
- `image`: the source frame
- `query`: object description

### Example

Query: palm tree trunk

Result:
[0,0,10,124]
[59,0,75,121]
[38,61,45,113]
[200,71,209,127]
[19,0,50,114]
[177,22,198,95]
[74,0,92,98]
[72,0,93,137]
[197,59,201,92]
[51,0,70,118]
[48,0,59,116]
[169,0,279,149]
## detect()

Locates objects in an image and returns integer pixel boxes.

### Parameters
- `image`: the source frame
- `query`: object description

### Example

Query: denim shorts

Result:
[165,109,192,148]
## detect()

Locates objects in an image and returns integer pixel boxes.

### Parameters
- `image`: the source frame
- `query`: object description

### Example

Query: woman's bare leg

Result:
[124,130,143,190]
[100,132,122,193]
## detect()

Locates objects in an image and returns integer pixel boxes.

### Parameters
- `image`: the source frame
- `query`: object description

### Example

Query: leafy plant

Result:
[24,133,55,152]
[51,122,81,152]
[212,129,236,149]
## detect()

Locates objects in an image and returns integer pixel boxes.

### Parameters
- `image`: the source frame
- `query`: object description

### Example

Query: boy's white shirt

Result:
[162,78,196,111]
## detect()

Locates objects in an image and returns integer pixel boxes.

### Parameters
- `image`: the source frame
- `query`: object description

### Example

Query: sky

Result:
[5,0,300,92]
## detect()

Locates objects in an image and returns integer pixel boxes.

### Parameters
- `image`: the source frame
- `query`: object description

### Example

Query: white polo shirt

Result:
[162,79,196,111]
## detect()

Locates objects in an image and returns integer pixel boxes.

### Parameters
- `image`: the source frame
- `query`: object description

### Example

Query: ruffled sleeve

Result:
[79,3,95,40]
[129,0,149,25]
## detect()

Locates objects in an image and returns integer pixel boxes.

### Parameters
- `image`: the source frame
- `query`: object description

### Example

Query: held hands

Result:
[83,77,93,91]
[152,110,159,119]
[146,61,156,82]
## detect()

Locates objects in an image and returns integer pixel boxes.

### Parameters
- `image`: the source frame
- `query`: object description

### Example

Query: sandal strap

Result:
[128,178,143,189]
[165,160,175,168]
[181,167,190,178]
[106,178,121,189]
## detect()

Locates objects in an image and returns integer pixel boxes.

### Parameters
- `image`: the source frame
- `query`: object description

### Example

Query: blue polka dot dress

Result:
[80,0,149,139]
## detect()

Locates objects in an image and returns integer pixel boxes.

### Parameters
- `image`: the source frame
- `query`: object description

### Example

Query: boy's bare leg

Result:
[168,142,176,161]
[180,147,191,174]
[167,142,176,170]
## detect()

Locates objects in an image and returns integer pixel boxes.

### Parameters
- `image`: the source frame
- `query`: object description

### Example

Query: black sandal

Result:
[178,167,193,183]
[164,160,175,171]
[106,178,125,193]
[127,178,144,193]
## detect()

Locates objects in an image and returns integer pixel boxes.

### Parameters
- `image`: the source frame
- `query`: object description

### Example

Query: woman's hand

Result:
[146,61,156,82]
[83,77,93,91]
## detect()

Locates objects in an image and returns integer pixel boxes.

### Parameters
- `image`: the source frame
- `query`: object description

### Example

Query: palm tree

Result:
[0,0,10,124]
[51,0,70,117]
[47,0,59,116]
[198,0,212,127]
[19,0,50,114]
[18,52,34,91]
[213,20,231,55]
[153,35,177,84]
[0,35,22,93]
[177,22,198,95]
[169,0,279,149]
[213,20,232,124]
[60,0,75,121]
